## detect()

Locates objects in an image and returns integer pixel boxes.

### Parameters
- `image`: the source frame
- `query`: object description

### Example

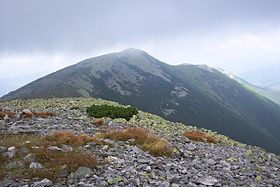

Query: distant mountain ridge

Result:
[219,68,280,105]
[2,48,280,154]
[240,65,280,91]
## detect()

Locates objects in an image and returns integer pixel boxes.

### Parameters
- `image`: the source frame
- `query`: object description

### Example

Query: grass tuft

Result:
[91,119,105,126]
[33,111,56,118]
[0,132,99,181]
[42,131,104,147]
[183,130,218,143]
[99,128,173,157]
[0,111,16,118]
[27,148,97,180]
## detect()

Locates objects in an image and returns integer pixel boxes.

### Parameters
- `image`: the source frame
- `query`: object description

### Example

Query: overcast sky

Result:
[1,0,280,95]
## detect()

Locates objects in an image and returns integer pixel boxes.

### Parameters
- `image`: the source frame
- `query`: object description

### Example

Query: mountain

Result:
[219,68,280,105]
[2,48,280,154]
[0,72,48,97]
[238,65,280,105]
[239,65,280,91]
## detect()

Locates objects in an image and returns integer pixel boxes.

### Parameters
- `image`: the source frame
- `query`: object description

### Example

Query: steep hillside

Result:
[2,49,280,154]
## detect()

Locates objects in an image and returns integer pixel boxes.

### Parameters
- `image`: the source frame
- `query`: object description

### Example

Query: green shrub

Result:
[86,104,138,121]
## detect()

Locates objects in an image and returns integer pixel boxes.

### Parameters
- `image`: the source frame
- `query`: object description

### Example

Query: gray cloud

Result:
[1,0,279,53]
[1,0,280,97]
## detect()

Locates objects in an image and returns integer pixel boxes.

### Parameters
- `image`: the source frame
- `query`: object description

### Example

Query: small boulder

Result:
[101,145,109,151]
[61,144,73,152]
[0,146,7,153]
[0,120,5,129]
[3,114,10,123]
[72,167,93,178]
[32,178,53,187]
[30,162,43,169]
[4,146,16,158]
[48,146,63,152]
[198,176,218,186]
[24,153,36,162]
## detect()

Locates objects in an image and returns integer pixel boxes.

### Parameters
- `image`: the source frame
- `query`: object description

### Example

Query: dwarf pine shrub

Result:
[86,104,138,121]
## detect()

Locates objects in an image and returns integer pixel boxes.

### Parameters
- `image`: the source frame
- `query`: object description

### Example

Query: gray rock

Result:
[78,182,95,187]
[5,161,23,170]
[101,145,109,151]
[186,182,197,187]
[144,166,152,172]
[72,167,93,178]
[187,143,196,151]
[0,120,5,129]
[24,153,36,162]
[32,178,53,187]
[181,168,188,174]
[3,114,10,123]
[4,146,16,158]
[205,158,216,165]
[48,146,63,151]
[61,144,73,152]
[130,146,143,154]
[103,139,114,145]
[0,178,14,187]
[161,181,171,187]
[198,176,218,186]
[30,162,43,169]
[57,168,69,178]
[22,109,32,113]
[0,146,7,153]
[7,146,16,152]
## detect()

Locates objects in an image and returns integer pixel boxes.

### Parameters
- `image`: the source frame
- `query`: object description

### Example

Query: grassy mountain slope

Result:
[2,48,280,153]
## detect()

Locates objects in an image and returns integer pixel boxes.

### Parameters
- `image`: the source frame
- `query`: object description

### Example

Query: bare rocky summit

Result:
[0,98,279,187]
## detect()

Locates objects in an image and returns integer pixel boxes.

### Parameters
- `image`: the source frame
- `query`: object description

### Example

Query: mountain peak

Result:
[120,48,145,54]
[119,48,151,58]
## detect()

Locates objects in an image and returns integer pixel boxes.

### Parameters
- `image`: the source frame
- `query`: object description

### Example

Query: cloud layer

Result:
[1,0,280,95]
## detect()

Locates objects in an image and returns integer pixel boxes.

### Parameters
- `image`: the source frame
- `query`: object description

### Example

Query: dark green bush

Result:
[86,104,138,121]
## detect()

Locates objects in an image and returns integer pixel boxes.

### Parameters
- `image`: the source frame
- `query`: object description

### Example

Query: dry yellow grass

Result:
[0,111,16,118]
[183,130,218,143]
[33,111,56,118]
[0,132,99,180]
[91,119,105,126]
[42,131,104,147]
[0,134,41,148]
[27,148,97,180]
[99,128,173,157]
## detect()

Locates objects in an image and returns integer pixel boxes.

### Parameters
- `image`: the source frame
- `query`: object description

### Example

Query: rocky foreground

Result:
[0,98,279,187]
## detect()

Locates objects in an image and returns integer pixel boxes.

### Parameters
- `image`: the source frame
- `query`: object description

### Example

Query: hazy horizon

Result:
[1,0,280,96]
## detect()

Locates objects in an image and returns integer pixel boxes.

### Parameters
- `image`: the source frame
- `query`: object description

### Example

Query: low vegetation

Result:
[0,110,16,118]
[28,148,97,180]
[42,131,104,147]
[20,110,56,119]
[86,104,138,121]
[98,128,173,157]
[0,132,100,181]
[183,130,218,143]
[33,111,56,118]
[91,119,105,126]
